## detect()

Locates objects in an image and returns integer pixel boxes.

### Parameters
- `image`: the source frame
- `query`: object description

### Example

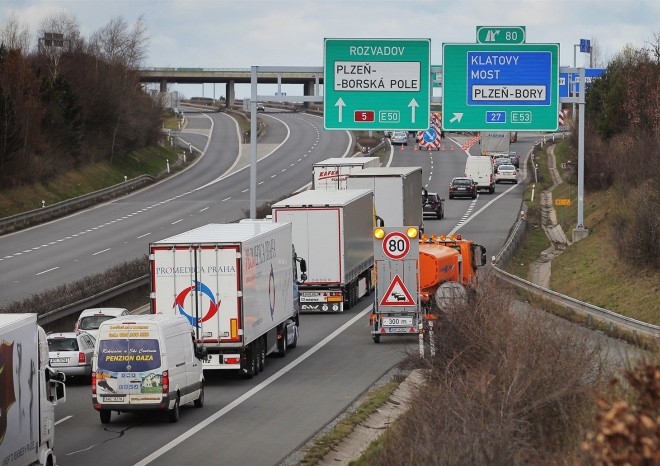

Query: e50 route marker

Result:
[442,43,559,131]
[324,38,431,131]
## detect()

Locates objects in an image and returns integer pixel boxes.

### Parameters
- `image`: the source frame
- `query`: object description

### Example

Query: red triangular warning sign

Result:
[379,274,416,306]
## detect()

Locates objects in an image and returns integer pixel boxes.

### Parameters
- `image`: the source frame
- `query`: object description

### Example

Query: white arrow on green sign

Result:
[442,43,559,131]
[476,26,526,44]
[324,38,431,130]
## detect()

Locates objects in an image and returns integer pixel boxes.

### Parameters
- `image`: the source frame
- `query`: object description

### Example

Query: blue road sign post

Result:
[442,43,559,131]
[580,39,591,53]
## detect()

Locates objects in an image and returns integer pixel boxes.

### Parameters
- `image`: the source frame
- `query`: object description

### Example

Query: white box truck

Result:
[479,131,511,157]
[0,314,66,466]
[149,222,306,377]
[346,166,424,230]
[312,156,380,190]
[272,189,374,312]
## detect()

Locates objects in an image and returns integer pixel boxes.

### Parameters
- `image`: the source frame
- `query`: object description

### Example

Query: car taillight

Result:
[92,371,96,394]
[78,352,86,364]
[162,370,169,394]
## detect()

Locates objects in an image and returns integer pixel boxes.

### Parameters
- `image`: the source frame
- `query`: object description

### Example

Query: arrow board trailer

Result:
[272,189,374,312]
[346,166,423,231]
[370,227,421,343]
[312,156,381,190]
[149,222,303,376]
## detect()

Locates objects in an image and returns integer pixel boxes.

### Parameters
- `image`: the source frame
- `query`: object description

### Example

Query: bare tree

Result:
[90,15,149,69]
[37,12,81,79]
[0,11,32,53]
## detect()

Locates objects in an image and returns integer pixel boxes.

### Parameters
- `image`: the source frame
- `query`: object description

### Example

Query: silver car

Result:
[390,131,408,145]
[48,332,96,379]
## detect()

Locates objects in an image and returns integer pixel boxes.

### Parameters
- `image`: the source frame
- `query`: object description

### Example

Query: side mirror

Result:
[195,345,208,361]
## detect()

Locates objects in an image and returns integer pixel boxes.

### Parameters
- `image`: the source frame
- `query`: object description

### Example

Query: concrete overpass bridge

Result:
[138,67,325,107]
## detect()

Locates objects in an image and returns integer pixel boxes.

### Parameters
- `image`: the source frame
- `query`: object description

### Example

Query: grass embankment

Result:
[504,139,659,324]
[0,145,180,218]
[0,110,254,219]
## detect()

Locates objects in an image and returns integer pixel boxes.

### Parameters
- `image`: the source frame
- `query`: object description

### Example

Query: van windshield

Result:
[97,339,161,373]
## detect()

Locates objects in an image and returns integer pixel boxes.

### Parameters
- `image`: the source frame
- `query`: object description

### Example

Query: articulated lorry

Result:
[149,222,306,377]
[346,166,424,230]
[0,314,66,466]
[479,131,511,157]
[272,189,374,312]
[312,156,380,190]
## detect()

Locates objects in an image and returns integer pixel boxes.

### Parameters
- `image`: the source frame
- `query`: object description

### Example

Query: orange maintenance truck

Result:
[418,234,487,313]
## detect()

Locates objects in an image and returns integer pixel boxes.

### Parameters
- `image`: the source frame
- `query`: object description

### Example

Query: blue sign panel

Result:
[467,51,552,106]
[559,68,606,98]
[486,111,506,123]
[422,128,438,143]
[580,39,591,53]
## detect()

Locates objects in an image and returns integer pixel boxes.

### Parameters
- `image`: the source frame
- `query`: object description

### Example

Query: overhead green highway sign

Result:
[442,43,559,131]
[324,38,431,130]
[476,26,526,44]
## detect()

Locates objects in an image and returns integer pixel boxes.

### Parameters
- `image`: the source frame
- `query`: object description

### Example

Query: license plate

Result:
[386,327,410,333]
[382,317,413,326]
[457,187,466,191]
[102,396,125,402]
[50,358,68,364]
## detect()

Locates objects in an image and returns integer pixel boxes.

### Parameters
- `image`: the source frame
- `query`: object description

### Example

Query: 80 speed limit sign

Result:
[382,231,411,260]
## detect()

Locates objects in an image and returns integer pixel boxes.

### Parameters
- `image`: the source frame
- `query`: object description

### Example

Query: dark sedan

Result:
[449,177,477,200]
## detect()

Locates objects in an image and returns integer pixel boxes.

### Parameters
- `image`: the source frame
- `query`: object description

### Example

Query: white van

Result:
[75,307,129,340]
[465,156,495,193]
[92,314,206,424]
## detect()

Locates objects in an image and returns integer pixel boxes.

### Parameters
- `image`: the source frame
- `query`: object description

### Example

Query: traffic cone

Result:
[414,144,418,151]
[441,145,445,151]
[450,145,455,152]
[427,145,432,152]
[400,144,404,152]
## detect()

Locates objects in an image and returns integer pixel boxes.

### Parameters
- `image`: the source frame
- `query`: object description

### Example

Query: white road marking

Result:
[222,197,231,202]
[55,415,73,425]
[135,305,372,466]
[36,267,59,275]
[450,183,520,235]
[199,207,209,212]
[92,248,110,256]
[137,233,151,238]
[171,219,183,224]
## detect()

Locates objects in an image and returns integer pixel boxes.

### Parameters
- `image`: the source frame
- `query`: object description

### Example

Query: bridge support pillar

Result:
[303,80,315,109]
[226,80,235,108]
[160,79,167,93]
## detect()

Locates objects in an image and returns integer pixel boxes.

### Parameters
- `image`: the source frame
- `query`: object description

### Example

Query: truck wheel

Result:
[289,324,298,349]
[168,398,180,423]
[99,410,111,424]
[194,384,205,408]
[373,335,381,343]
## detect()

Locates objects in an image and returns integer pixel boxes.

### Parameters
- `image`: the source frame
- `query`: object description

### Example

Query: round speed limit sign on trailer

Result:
[381,231,411,260]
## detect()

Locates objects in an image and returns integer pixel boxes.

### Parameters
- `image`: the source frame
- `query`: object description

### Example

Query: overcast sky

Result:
[2,0,658,99]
